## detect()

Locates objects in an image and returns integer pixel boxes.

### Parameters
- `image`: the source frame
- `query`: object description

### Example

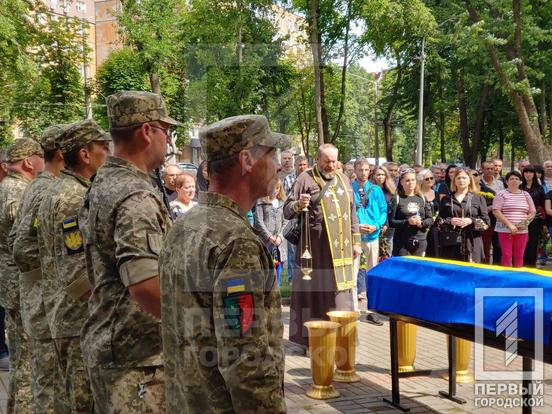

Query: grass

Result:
[279,268,291,299]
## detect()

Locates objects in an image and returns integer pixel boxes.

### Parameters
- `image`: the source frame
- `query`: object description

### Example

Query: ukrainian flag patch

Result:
[62,217,83,255]
[225,278,246,295]
[63,218,78,230]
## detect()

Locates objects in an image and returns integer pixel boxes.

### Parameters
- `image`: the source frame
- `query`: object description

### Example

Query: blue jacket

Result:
[352,180,388,242]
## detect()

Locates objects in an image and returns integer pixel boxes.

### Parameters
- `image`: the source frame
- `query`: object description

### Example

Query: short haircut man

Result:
[79,91,182,413]
[37,119,110,412]
[162,164,180,202]
[0,138,44,411]
[160,115,290,413]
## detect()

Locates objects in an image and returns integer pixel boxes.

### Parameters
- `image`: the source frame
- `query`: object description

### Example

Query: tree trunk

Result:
[470,84,490,167]
[308,0,325,146]
[437,74,446,162]
[383,56,403,162]
[440,112,446,162]
[453,67,471,166]
[465,0,551,164]
[330,0,352,143]
[539,79,548,137]
[499,125,504,160]
[149,72,161,95]
[548,84,552,143]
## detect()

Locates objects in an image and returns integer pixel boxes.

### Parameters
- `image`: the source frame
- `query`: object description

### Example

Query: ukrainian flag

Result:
[225,278,246,295]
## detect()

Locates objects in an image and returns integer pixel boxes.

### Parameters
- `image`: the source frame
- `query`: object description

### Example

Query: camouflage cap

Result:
[57,119,111,154]
[39,124,67,152]
[7,138,44,163]
[199,115,292,162]
[106,91,183,129]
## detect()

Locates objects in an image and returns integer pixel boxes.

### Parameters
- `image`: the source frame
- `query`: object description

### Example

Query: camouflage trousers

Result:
[5,309,32,414]
[54,337,94,413]
[88,365,165,414]
[31,337,70,414]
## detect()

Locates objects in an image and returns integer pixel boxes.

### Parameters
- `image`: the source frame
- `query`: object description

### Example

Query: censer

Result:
[300,206,313,280]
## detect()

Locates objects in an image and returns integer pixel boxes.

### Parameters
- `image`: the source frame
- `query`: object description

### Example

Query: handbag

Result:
[283,179,332,245]
[282,217,301,244]
[438,198,462,246]
[438,230,462,246]
[473,218,489,232]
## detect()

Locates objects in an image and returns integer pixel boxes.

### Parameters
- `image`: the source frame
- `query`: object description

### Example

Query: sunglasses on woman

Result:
[424,176,434,181]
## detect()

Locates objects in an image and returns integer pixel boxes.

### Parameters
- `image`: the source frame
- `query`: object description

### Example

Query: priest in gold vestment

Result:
[284,144,361,349]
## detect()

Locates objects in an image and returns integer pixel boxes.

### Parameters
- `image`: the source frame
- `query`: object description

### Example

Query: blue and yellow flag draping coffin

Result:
[367,256,552,344]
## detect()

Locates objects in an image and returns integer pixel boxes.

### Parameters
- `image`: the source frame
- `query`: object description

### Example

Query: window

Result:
[50,0,58,9]
[76,0,87,13]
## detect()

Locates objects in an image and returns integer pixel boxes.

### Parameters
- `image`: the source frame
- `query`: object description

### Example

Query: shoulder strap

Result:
[365,182,374,198]
[466,192,473,218]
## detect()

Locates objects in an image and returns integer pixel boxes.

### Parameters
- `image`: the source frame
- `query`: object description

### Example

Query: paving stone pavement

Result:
[0,368,6,414]
[0,305,550,413]
[282,306,552,414]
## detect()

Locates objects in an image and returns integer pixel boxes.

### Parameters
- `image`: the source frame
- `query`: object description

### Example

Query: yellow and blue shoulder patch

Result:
[225,278,246,295]
[62,217,83,255]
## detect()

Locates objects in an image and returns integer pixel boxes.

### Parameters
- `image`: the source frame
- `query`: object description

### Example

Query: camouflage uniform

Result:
[159,115,289,413]
[79,91,179,413]
[11,125,70,414]
[37,119,110,414]
[0,139,43,413]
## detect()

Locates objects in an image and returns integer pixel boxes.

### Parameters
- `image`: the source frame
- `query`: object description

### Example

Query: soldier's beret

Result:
[39,124,67,152]
[7,138,44,163]
[57,119,111,154]
[106,91,183,129]
[199,115,292,162]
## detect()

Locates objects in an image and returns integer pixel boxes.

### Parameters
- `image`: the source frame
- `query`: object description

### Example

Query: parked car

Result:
[177,162,198,176]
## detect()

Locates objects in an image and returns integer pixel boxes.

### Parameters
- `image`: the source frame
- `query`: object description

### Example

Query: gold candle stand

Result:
[444,336,474,383]
[304,321,341,399]
[397,322,417,373]
[327,310,361,382]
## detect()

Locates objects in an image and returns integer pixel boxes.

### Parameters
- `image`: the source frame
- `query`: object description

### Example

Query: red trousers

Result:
[498,232,529,268]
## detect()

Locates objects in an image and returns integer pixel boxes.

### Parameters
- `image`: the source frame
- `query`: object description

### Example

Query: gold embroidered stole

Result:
[313,167,354,291]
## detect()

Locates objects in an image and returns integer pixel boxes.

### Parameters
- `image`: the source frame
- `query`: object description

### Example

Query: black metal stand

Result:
[383,319,410,412]
[522,356,532,414]
[438,335,466,404]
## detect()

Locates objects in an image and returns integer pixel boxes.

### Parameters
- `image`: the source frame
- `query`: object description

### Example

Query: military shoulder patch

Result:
[62,217,84,255]
[225,278,246,295]
[223,292,254,337]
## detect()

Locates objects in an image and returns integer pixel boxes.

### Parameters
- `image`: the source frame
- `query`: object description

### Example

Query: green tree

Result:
[2,1,86,138]
[180,0,297,128]
[118,0,183,93]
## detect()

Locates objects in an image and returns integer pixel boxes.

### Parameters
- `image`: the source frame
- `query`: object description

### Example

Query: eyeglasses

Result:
[150,124,173,138]
[424,176,435,181]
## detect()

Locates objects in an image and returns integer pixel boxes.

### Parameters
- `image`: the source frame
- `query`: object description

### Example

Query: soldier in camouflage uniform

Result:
[0,138,44,413]
[38,119,110,413]
[159,115,288,413]
[79,91,180,413]
[11,125,70,414]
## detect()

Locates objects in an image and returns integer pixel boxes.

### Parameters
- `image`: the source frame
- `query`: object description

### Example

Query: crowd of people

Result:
[0,86,550,413]
[257,154,551,333]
